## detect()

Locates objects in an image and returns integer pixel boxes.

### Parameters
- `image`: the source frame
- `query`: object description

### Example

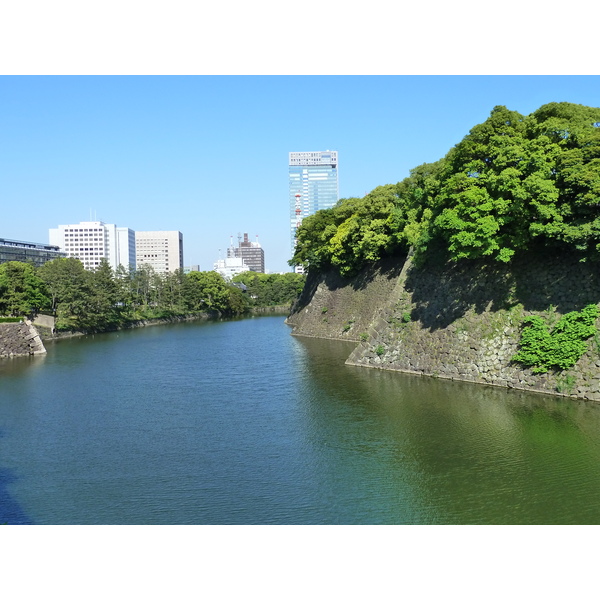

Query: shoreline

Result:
[38,306,292,342]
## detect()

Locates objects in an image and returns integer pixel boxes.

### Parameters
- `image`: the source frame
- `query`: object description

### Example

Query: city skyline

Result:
[2,76,600,273]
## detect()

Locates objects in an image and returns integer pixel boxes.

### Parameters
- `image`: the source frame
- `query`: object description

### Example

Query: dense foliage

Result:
[0,261,47,316]
[0,258,305,332]
[512,305,600,373]
[290,102,600,275]
[231,271,305,307]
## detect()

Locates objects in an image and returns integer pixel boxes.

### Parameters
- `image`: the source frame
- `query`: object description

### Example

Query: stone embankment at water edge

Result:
[286,251,600,401]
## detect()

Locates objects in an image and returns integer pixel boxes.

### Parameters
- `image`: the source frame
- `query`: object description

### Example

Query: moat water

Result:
[2,315,600,524]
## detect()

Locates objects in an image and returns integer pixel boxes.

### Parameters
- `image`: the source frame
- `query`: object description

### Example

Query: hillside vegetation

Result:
[290,102,600,276]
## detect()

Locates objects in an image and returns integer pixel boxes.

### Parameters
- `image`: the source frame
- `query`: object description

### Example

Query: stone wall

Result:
[33,313,56,332]
[0,321,47,358]
[288,250,600,401]
[286,255,407,342]
[251,305,291,314]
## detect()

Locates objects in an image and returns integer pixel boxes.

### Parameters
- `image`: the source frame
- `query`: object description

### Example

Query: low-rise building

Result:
[0,238,66,267]
[213,255,249,281]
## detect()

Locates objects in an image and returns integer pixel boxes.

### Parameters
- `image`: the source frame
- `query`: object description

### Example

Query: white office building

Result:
[213,255,249,281]
[49,221,136,271]
[135,231,184,274]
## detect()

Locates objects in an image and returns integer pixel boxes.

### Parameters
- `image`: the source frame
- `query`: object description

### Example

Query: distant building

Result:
[213,255,249,281]
[289,150,339,273]
[49,221,135,271]
[0,237,66,267]
[184,265,200,274]
[135,231,184,274]
[227,233,265,273]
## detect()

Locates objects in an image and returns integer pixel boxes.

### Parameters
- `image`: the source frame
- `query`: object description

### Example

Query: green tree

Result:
[231,272,305,306]
[433,102,600,262]
[225,284,248,315]
[183,271,229,312]
[38,257,90,329]
[81,259,122,330]
[290,208,338,271]
[0,261,49,316]
[525,102,600,255]
[433,105,531,262]
[290,187,403,276]
[162,269,186,313]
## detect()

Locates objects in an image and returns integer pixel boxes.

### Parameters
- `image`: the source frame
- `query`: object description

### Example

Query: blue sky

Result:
[2,75,599,272]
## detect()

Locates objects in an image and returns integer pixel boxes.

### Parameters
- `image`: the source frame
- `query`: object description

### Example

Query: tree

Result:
[0,261,49,316]
[162,269,186,313]
[183,271,229,312]
[231,272,305,306]
[225,284,248,315]
[433,102,600,262]
[432,105,531,262]
[525,102,600,255]
[38,257,91,329]
[82,259,122,330]
[289,208,338,271]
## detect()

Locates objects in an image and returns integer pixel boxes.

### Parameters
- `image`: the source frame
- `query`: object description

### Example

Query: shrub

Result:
[513,304,599,373]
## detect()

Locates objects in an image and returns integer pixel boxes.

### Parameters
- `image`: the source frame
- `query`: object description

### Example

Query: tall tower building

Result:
[135,231,184,274]
[227,233,265,273]
[289,150,339,271]
[49,221,135,271]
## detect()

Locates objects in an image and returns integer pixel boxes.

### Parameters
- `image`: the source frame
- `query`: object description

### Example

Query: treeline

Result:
[231,271,305,307]
[0,258,305,332]
[290,102,600,276]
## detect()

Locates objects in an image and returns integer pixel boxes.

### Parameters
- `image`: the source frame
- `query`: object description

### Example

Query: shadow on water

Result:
[0,431,33,525]
[0,358,45,525]
[0,471,34,525]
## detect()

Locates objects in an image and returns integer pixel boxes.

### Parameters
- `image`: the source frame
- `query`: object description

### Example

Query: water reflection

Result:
[296,336,600,524]
[2,319,600,524]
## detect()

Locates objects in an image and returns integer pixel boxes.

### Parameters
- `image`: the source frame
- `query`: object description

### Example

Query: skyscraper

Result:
[289,150,339,270]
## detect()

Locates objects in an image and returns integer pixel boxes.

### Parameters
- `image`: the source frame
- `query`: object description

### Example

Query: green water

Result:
[1,315,600,524]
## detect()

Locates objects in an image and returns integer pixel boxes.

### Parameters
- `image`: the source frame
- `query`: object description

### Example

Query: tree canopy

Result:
[0,258,306,332]
[231,271,305,306]
[290,102,600,276]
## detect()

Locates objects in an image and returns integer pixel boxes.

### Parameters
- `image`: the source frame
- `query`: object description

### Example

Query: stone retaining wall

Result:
[286,255,406,341]
[0,321,47,358]
[288,250,600,401]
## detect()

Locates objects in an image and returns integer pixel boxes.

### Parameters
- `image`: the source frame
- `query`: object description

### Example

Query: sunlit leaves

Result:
[291,102,600,276]
[513,305,600,373]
